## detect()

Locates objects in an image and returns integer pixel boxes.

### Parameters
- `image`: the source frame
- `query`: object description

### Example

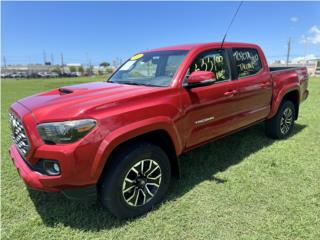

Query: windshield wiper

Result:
[112,81,159,87]
[119,81,144,86]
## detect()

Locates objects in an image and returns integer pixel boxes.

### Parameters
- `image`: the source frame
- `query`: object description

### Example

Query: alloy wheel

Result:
[280,107,293,135]
[122,159,162,207]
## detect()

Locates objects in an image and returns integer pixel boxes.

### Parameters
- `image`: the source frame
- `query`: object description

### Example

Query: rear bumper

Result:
[9,145,97,200]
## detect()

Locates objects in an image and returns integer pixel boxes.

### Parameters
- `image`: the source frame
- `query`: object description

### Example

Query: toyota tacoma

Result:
[9,42,309,218]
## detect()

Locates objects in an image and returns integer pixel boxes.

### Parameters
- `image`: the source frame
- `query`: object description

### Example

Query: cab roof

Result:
[143,42,260,52]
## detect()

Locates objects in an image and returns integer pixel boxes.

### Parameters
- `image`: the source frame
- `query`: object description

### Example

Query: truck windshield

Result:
[108,50,188,87]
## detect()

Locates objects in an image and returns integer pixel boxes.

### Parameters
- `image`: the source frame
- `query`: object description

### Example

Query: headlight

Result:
[37,119,96,144]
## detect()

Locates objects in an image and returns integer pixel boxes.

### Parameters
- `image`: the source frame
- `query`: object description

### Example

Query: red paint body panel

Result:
[8,42,309,193]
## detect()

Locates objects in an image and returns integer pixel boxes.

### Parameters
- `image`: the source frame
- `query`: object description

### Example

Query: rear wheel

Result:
[265,101,296,139]
[99,142,171,219]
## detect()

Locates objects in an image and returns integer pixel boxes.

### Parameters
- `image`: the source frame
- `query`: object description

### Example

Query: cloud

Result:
[269,54,318,65]
[290,17,299,22]
[301,25,320,44]
[291,54,317,63]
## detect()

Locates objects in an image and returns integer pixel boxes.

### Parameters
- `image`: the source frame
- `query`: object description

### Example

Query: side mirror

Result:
[186,71,216,88]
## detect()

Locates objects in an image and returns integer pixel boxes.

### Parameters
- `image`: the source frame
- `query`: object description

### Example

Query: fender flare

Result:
[268,87,300,119]
[90,116,183,180]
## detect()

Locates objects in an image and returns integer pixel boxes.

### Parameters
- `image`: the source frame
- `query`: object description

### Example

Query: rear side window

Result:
[189,49,230,82]
[232,48,262,78]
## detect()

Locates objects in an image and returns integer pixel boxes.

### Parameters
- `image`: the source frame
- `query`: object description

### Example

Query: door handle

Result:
[224,90,238,96]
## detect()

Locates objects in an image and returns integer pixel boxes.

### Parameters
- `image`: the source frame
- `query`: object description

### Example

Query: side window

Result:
[189,49,230,82]
[232,48,262,78]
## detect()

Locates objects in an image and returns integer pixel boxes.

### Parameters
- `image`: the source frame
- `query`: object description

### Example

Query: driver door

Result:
[181,49,240,148]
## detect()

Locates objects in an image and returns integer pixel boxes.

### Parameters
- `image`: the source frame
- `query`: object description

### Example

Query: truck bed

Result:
[270,66,309,105]
[269,66,302,72]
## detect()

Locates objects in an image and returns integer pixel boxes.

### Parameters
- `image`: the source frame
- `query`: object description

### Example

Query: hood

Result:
[18,82,163,122]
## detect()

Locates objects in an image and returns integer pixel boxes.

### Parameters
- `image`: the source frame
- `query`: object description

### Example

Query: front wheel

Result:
[265,101,296,139]
[99,142,171,219]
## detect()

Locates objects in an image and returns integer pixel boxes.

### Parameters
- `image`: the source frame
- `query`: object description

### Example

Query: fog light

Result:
[43,160,61,176]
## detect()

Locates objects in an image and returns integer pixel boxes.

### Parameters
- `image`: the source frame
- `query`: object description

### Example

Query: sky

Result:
[1,1,320,66]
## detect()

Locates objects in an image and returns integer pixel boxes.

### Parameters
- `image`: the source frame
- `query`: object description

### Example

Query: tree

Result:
[106,67,115,74]
[69,66,77,72]
[51,67,61,73]
[86,65,94,75]
[100,62,110,67]
[78,66,84,73]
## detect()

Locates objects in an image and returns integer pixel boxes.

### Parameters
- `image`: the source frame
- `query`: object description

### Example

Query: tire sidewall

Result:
[276,101,295,138]
[100,143,171,218]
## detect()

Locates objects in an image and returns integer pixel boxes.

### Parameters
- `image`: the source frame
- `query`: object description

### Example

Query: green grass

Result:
[1,76,320,240]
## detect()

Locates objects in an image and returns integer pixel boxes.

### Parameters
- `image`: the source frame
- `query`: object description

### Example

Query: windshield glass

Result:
[108,50,188,87]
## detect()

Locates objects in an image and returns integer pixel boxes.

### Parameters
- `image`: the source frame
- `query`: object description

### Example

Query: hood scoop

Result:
[59,87,74,95]
[58,86,90,95]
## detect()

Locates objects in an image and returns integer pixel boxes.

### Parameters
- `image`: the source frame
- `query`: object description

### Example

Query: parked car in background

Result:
[26,72,39,78]
[9,72,24,78]
[47,72,59,78]
[9,42,309,219]
[1,72,11,78]
[70,72,81,77]
[37,72,48,78]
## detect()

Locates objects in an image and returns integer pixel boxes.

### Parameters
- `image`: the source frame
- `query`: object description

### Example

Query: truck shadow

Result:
[28,123,306,231]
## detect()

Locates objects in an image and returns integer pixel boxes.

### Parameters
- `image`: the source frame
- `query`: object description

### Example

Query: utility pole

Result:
[60,53,64,74]
[86,52,88,67]
[28,56,31,73]
[60,53,64,66]
[2,56,7,69]
[43,51,47,65]
[86,52,93,75]
[286,37,291,67]
[51,54,54,65]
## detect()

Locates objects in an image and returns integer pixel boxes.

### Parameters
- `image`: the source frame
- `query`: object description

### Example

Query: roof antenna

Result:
[220,1,244,49]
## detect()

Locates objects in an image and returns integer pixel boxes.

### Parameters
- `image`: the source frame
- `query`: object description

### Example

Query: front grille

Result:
[9,112,30,157]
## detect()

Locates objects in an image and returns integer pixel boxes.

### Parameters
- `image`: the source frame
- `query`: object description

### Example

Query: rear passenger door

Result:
[230,48,272,129]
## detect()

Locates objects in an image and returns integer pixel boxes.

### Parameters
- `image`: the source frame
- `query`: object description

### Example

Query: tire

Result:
[99,141,171,219]
[265,101,296,139]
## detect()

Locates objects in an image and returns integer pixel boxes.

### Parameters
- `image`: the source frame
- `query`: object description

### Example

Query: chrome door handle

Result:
[224,90,238,96]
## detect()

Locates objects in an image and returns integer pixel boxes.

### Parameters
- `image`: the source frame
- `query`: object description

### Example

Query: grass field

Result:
[1,76,320,240]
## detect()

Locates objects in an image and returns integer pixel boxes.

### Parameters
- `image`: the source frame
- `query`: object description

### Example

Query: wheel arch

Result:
[282,90,300,119]
[91,117,183,182]
[269,88,300,120]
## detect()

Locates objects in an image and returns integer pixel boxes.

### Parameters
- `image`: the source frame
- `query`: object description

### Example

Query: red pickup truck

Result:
[9,42,309,218]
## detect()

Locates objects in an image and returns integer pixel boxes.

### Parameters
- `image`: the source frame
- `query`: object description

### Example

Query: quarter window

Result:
[188,49,230,82]
[232,48,262,78]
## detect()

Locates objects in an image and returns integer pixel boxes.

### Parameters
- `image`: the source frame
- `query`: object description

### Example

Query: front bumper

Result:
[9,144,60,192]
[9,144,97,200]
[9,101,104,200]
